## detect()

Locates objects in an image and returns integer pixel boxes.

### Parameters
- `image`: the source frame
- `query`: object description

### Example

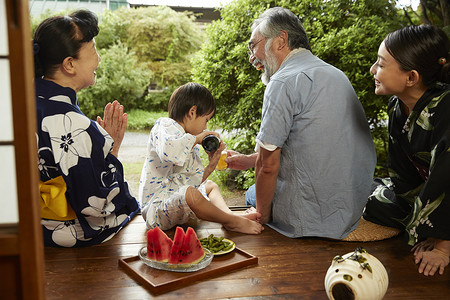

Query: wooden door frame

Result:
[3,0,46,298]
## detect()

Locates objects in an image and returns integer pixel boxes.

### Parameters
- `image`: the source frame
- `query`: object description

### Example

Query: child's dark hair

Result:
[33,9,99,78]
[168,82,216,122]
[384,25,449,86]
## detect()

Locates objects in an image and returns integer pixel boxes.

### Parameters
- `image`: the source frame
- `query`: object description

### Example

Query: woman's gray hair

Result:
[251,7,311,51]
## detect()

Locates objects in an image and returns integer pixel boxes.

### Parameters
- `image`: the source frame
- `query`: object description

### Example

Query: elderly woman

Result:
[34,9,139,247]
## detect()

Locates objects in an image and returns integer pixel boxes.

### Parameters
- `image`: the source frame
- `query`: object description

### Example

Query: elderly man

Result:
[226,7,376,239]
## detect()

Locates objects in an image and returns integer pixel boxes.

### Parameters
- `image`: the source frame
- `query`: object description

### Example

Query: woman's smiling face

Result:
[73,39,101,92]
[370,41,410,97]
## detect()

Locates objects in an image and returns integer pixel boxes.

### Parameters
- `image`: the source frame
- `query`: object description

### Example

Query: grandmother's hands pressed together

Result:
[97,100,127,157]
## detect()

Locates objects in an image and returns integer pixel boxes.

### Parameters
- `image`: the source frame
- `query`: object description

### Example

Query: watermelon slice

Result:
[178,227,205,264]
[146,228,156,260]
[168,227,185,264]
[146,226,206,265]
[146,227,173,262]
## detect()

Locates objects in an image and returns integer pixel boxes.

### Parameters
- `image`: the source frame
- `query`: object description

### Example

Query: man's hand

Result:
[225,150,257,170]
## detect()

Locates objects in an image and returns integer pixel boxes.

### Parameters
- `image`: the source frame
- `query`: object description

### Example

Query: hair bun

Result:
[33,41,40,55]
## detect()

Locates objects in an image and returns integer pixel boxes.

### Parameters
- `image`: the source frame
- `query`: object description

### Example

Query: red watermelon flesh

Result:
[178,227,205,264]
[147,227,173,262]
[168,227,185,264]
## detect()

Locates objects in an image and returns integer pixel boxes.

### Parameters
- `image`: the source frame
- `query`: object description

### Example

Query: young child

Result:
[364,25,450,276]
[138,82,263,234]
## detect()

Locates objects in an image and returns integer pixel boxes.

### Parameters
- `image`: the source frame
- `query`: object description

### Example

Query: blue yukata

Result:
[36,78,139,247]
[247,49,377,239]
[138,117,207,230]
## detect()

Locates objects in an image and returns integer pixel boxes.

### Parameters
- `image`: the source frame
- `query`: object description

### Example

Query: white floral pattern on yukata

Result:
[36,78,139,247]
[42,110,92,176]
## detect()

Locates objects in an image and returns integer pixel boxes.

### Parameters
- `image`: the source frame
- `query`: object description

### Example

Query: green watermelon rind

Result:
[164,249,209,268]
[139,246,213,272]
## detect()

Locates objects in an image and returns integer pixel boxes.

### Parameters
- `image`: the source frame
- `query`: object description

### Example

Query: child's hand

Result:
[207,141,226,165]
[195,130,219,145]
[201,140,225,183]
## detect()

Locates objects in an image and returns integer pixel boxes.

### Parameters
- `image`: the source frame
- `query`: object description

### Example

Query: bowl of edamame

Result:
[199,234,236,256]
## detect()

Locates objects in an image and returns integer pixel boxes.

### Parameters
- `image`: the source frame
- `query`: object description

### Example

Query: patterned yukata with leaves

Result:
[138,117,205,230]
[364,83,450,246]
[36,78,139,247]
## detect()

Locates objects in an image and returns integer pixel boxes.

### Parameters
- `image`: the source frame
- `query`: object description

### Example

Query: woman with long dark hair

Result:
[365,25,450,276]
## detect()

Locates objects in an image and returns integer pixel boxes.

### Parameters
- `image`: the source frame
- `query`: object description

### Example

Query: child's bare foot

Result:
[242,212,261,223]
[223,215,264,234]
[245,206,257,213]
[233,207,261,222]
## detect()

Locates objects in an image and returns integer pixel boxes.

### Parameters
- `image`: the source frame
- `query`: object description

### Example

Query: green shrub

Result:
[78,43,152,119]
[141,88,174,112]
[126,109,167,131]
[97,6,204,91]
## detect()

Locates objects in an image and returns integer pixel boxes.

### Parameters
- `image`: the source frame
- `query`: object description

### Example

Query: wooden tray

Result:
[119,247,258,294]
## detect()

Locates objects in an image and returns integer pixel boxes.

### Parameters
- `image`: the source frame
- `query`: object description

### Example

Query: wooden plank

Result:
[0,225,18,255]
[44,216,450,299]
[0,257,22,299]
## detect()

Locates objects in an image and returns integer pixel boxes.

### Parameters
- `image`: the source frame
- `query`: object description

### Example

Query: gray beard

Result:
[261,48,278,85]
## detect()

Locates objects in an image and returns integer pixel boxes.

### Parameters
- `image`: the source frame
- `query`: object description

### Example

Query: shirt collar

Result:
[279,47,307,68]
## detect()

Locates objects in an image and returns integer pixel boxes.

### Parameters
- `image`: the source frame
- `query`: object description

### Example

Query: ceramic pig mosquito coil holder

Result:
[324,247,388,300]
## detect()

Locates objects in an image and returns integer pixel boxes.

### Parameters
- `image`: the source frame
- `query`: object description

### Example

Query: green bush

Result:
[78,43,152,119]
[141,88,174,112]
[126,109,167,131]
[97,6,204,91]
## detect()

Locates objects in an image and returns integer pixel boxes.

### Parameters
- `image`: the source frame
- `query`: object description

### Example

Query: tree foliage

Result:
[192,0,405,180]
[401,0,450,36]
[418,0,450,28]
[77,43,152,118]
[97,6,204,89]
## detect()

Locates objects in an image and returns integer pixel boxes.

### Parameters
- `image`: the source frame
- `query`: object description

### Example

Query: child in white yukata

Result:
[138,82,263,234]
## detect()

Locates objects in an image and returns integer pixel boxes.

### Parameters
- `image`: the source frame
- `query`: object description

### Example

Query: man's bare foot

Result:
[223,215,264,234]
